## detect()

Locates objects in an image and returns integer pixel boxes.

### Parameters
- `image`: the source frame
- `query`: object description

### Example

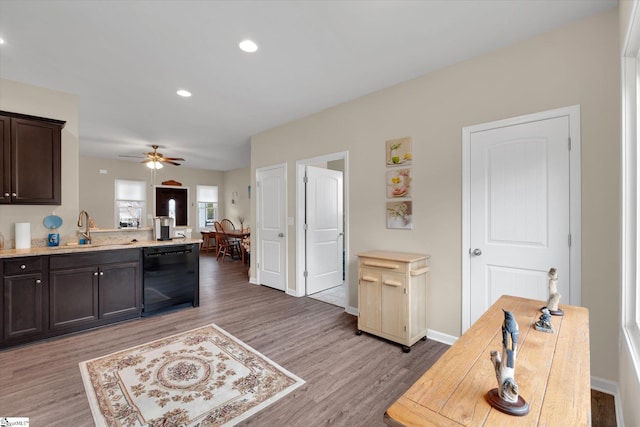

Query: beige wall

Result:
[223,167,251,228]
[79,156,226,230]
[251,10,621,382]
[0,79,79,246]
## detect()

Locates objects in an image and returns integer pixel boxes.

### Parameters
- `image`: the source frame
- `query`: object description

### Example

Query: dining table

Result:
[201,229,250,263]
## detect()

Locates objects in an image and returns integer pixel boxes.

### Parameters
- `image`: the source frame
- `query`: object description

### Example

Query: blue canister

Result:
[48,229,60,246]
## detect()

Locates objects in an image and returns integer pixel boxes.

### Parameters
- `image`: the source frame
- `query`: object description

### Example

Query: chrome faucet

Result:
[77,210,92,244]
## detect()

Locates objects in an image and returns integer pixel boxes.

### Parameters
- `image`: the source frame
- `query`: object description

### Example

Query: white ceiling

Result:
[0,0,616,171]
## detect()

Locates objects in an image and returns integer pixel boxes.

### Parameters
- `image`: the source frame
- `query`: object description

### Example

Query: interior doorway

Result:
[461,105,581,332]
[256,164,287,291]
[296,152,349,308]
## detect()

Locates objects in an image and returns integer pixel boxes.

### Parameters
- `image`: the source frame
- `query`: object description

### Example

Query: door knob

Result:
[471,248,482,256]
[278,233,284,237]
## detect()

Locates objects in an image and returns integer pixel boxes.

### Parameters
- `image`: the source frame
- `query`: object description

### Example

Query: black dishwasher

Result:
[142,244,199,316]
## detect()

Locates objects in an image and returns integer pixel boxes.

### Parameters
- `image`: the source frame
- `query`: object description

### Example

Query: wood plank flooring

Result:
[0,253,618,426]
[0,253,448,426]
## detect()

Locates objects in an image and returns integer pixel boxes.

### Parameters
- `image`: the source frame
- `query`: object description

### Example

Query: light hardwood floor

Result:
[0,253,449,426]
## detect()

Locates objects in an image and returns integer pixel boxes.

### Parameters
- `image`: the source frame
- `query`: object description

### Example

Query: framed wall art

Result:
[386,136,413,167]
[386,168,412,198]
[386,201,413,230]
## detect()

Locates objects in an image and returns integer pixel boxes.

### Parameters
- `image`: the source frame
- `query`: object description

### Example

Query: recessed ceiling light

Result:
[0,38,5,45]
[176,89,192,97]
[239,39,258,53]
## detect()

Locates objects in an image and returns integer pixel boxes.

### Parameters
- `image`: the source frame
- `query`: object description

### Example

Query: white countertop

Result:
[0,238,202,259]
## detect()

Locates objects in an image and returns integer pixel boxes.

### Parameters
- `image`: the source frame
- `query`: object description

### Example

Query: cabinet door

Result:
[99,261,141,319]
[3,273,45,340]
[11,117,61,204]
[381,273,407,340]
[0,115,10,204]
[358,268,382,332]
[49,266,99,330]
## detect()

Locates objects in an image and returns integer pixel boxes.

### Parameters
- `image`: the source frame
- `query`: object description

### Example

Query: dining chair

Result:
[214,221,240,262]
[221,218,236,231]
[221,218,242,247]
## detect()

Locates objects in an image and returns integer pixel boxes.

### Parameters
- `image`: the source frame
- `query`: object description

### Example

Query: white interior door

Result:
[305,166,344,295]
[256,165,286,291]
[468,116,571,325]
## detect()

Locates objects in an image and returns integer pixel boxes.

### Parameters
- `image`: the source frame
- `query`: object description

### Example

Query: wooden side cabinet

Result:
[0,111,65,205]
[357,251,429,352]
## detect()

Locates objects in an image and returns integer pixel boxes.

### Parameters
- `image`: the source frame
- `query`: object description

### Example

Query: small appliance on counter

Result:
[44,214,63,247]
[153,216,174,241]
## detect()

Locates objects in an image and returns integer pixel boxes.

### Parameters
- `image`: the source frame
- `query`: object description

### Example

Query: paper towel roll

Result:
[15,222,31,249]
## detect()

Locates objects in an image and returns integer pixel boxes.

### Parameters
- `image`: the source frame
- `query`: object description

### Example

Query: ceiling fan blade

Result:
[160,157,185,161]
[164,161,182,166]
[119,154,146,158]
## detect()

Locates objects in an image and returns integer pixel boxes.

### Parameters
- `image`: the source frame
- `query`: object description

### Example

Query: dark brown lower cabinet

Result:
[99,261,140,319]
[1,249,141,349]
[49,265,99,330]
[49,249,141,334]
[1,256,47,342]
[3,271,46,340]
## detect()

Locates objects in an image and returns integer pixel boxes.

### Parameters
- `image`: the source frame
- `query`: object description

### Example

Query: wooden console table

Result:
[384,295,590,426]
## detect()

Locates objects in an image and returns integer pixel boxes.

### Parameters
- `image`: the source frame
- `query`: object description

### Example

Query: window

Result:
[197,185,218,229]
[115,180,146,228]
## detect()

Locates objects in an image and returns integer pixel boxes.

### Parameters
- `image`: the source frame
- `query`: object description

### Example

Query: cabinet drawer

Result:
[360,257,407,274]
[4,257,44,275]
[50,248,140,270]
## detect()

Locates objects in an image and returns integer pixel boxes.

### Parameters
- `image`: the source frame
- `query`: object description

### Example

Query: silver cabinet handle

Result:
[35,279,41,284]
[471,248,482,256]
[278,233,284,237]
[20,264,26,270]
[11,192,16,197]
[94,271,99,276]
[99,271,104,276]
[3,193,9,197]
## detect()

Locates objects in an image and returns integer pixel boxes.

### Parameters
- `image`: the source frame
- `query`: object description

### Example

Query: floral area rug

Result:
[79,324,305,427]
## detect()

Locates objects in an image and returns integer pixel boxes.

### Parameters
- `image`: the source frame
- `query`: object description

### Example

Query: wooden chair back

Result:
[221,219,236,232]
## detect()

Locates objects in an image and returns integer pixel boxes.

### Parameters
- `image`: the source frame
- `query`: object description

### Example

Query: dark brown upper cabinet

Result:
[0,111,65,205]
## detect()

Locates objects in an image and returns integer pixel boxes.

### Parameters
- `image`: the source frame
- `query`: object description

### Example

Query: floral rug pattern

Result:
[79,324,305,427]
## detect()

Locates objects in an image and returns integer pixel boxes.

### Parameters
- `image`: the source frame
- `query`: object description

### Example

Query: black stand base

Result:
[486,388,530,416]
[541,306,564,316]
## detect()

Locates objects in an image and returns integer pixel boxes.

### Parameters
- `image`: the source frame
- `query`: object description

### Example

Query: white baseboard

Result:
[345,306,358,316]
[426,329,459,346]
[591,376,624,427]
[249,277,258,285]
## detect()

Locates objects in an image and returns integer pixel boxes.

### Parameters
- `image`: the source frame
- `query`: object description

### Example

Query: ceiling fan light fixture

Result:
[239,39,258,53]
[147,161,163,169]
[176,89,192,97]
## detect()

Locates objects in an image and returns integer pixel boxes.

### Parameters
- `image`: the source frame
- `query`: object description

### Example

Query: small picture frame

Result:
[387,201,413,229]
[386,168,412,198]
[386,136,413,167]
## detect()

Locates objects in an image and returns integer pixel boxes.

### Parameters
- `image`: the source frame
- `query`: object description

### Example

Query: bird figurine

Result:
[502,309,519,369]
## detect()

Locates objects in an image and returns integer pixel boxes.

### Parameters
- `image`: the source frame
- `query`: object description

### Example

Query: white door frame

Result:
[255,163,288,291]
[295,151,349,300]
[461,105,581,332]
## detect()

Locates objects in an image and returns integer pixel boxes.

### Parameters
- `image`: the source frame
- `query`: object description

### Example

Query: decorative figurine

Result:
[486,309,530,416]
[534,308,554,333]
[542,268,564,316]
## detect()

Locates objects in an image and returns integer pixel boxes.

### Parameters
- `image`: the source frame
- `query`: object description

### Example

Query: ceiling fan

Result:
[119,145,185,168]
